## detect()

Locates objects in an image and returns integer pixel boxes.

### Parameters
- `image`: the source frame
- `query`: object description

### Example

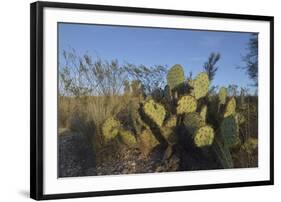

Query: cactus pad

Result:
[190,72,209,99]
[194,125,215,147]
[219,87,227,105]
[167,64,185,90]
[139,129,160,155]
[102,117,121,141]
[220,115,240,147]
[164,116,177,128]
[119,129,137,147]
[183,112,205,135]
[176,95,197,114]
[224,97,236,118]
[200,105,207,122]
[143,99,166,127]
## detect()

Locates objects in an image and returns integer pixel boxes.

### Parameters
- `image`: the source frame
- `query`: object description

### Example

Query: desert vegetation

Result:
[58,49,258,177]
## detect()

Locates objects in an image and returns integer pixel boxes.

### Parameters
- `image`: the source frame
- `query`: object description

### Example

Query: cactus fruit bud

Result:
[167,64,185,90]
[177,95,197,114]
[143,99,166,127]
[224,97,236,118]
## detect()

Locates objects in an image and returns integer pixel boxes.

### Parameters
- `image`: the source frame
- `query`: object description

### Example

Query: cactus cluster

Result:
[100,63,255,170]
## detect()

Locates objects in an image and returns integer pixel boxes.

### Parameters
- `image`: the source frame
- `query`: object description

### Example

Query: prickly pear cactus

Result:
[219,87,227,105]
[176,95,197,114]
[200,105,207,122]
[139,129,160,155]
[224,97,236,118]
[119,129,137,147]
[190,72,209,99]
[220,115,240,147]
[102,117,121,141]
[167,64,185,90]
[143,99,166,127]
[194,125,215,147]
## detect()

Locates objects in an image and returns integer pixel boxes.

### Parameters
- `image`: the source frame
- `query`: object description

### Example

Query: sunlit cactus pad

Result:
[166,64,185,90]
[143,99,166,127]
[119,129,137,147]
[177,95,197,114]
[194,125,215,147]
[164,116,177,128]
[190,72,209,99]
[220,115,240,147]
[102,117,121,141]
[224,97,236,118]
[219,87,227,105]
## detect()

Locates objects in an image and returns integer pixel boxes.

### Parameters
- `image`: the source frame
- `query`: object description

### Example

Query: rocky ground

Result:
[58,130,179,177]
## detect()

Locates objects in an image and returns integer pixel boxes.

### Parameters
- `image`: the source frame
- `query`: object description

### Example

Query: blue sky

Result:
[58,23,255,91]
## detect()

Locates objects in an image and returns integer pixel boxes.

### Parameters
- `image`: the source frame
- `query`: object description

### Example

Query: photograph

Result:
[58,23,259,178]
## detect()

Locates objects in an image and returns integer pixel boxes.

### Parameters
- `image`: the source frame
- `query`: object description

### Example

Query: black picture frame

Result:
[30,1,274,200]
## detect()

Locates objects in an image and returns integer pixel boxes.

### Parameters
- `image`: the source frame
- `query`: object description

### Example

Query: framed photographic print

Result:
[30,1,274,200]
